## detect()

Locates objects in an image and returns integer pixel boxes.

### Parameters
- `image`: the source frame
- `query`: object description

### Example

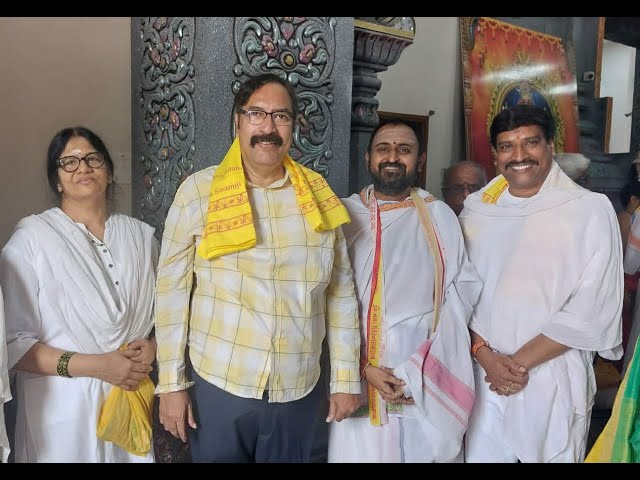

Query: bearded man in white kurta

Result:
[460,105,623,463]
[328,122,481,463]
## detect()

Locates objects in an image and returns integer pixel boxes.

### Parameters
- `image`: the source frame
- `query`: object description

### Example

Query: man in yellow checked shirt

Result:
[328,121,482,462]
[153,73,361,463]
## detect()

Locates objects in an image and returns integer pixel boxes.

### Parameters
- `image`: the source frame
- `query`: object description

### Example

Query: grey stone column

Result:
[349,18,415,194]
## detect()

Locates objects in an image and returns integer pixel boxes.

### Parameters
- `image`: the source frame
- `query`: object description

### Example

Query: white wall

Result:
[378,17,464,196]
[0,17,131,248]
[601,39,636,154]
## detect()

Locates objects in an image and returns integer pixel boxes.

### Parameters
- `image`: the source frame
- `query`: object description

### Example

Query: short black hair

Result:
[490,104,555,149]
[233,73,298,119]
[626,162,640,184]
[620,180,640,208]
[46,126,115,200]
[367,120,425,156]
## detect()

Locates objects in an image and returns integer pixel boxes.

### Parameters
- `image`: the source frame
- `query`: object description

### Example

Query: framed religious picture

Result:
[377,111,429,188]
[460,17,580,179]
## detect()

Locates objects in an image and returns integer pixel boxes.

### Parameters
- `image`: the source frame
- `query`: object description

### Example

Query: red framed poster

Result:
[460,17,580,179]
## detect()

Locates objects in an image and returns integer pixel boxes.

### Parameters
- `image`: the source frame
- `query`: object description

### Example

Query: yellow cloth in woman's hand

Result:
[197,137,350,260]
[96,376,155,456]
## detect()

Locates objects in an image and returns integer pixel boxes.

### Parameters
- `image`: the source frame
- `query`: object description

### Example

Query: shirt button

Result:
[109,264,113,268]
[115,281,119,285]
[103,249,107,253]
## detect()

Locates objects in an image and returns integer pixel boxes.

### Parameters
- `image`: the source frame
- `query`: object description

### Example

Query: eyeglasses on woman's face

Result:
[57,152,106,173]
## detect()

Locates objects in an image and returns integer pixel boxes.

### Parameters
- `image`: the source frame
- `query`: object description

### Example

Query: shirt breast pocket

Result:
[304,230,335,287]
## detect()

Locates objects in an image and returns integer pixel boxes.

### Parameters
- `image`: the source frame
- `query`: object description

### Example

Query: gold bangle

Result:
[360,360,371,380]
[56,351,77,378]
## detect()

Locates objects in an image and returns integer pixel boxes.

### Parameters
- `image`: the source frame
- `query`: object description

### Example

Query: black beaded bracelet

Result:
[56,351,77,378]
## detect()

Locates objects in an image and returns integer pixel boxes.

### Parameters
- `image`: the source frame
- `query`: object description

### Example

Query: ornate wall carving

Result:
[135,17,196,235]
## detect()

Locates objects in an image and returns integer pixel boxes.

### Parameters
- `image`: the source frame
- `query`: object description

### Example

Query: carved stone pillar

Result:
[349,17,415,193]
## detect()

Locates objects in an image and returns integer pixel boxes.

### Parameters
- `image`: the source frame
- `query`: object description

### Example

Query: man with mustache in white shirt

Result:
[461,104,623,463]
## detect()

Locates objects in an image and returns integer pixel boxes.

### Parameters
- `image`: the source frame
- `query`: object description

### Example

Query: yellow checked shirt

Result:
[155,165,361,402]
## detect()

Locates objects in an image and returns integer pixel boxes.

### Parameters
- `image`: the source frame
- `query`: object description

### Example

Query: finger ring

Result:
[510,381,514,388]
[505,386,510,394]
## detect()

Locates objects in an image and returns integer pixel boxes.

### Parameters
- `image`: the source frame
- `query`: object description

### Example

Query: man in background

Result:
[554,152,590,187]
[441,161,487,216]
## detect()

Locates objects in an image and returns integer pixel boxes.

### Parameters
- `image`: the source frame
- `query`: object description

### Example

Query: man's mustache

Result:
[251,133,283,147]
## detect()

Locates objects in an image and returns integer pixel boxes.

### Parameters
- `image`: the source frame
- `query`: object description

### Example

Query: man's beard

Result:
[369,162,417,197]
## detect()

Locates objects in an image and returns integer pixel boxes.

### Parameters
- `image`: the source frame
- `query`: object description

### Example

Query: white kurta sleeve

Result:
[0,287,12,463]
[0,224,42,369]
[542,197,623,359]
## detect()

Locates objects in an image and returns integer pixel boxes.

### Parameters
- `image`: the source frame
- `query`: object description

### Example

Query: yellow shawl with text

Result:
[197,138,350,259]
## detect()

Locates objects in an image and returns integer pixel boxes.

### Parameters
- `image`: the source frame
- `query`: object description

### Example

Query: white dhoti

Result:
[329,187,481,463]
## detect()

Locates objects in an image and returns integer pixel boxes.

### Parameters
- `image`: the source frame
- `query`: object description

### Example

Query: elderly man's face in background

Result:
[442,164,485,216]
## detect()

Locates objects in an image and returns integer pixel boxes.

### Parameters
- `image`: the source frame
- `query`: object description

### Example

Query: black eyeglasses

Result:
[238,109,294,126]
[57,152,106,173]
[443,183,482,196]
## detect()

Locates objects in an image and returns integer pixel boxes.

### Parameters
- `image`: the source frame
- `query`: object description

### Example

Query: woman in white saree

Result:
[0,127,158,462]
